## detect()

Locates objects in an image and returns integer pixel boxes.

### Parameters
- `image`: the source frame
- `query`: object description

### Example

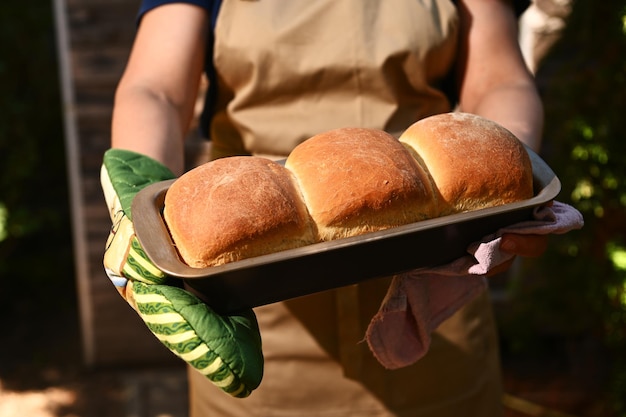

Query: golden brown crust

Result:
[399,112,534,214]
[164,114,534,268]
[163,156,316,268]
[285,128,437,241]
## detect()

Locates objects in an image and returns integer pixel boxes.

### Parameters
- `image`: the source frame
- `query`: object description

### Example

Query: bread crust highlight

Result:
[163,113,534,268]
[285,127,436,241]
[399,112,534,215]
[163,156,316,268]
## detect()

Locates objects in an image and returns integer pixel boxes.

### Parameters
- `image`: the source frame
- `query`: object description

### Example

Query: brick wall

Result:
[56,0,179,367]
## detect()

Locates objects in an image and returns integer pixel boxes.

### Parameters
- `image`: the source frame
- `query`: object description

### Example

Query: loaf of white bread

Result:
[163,112,534,268]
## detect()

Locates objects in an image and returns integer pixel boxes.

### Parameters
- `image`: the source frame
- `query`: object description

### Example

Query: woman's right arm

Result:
[111,4,208,175]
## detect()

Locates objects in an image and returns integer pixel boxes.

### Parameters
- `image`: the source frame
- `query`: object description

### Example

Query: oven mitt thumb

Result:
[101,148,263,398]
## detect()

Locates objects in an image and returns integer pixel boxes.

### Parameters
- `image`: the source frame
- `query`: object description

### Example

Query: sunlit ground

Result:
[0,291,188,417]
[0,367,188,417]
[0,386,76,417]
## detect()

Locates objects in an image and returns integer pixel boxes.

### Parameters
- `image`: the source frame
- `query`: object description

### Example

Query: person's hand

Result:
[486,233,549,277]
[101,148,263,398]
[500,233,549,258]
[499,201,555,259]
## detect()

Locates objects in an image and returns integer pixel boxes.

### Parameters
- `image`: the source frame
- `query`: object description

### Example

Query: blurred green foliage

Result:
[498,1,626,414]
[0,1,74,315]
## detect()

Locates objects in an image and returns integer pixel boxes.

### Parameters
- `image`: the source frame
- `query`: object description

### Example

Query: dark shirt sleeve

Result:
[450,0,530,16]
[138,0,213,21]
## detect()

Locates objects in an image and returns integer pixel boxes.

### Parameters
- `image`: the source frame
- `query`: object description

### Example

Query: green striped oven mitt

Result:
[101,148,263,398]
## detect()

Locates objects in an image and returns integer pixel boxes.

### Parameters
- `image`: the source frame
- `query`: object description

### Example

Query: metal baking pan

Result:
[133,148,560,314]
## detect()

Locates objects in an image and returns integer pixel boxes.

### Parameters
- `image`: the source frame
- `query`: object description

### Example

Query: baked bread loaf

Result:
[163,156,316,268]
[163,113,533,268]
[285,128,436,241]
[399,112,534,215]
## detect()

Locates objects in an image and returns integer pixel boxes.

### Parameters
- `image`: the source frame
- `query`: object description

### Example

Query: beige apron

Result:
[188,1,504,416]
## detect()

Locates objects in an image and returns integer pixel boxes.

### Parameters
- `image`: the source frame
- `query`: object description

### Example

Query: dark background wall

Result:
[0,0,177,370]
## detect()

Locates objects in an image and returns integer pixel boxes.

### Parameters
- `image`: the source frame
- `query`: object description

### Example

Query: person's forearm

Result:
[456,0,545,153]
[109,4,208,176]
[111,86,187,176]
[460,81,544,152]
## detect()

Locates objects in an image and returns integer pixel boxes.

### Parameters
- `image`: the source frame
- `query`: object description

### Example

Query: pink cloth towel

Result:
[365,201,584,369]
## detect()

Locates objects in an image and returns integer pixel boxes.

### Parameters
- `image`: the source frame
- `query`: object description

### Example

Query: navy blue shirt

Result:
[137,0,529,28]
[139,0,220,27]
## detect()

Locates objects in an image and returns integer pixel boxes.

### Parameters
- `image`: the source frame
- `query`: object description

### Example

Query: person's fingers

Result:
[500,233,549,258]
